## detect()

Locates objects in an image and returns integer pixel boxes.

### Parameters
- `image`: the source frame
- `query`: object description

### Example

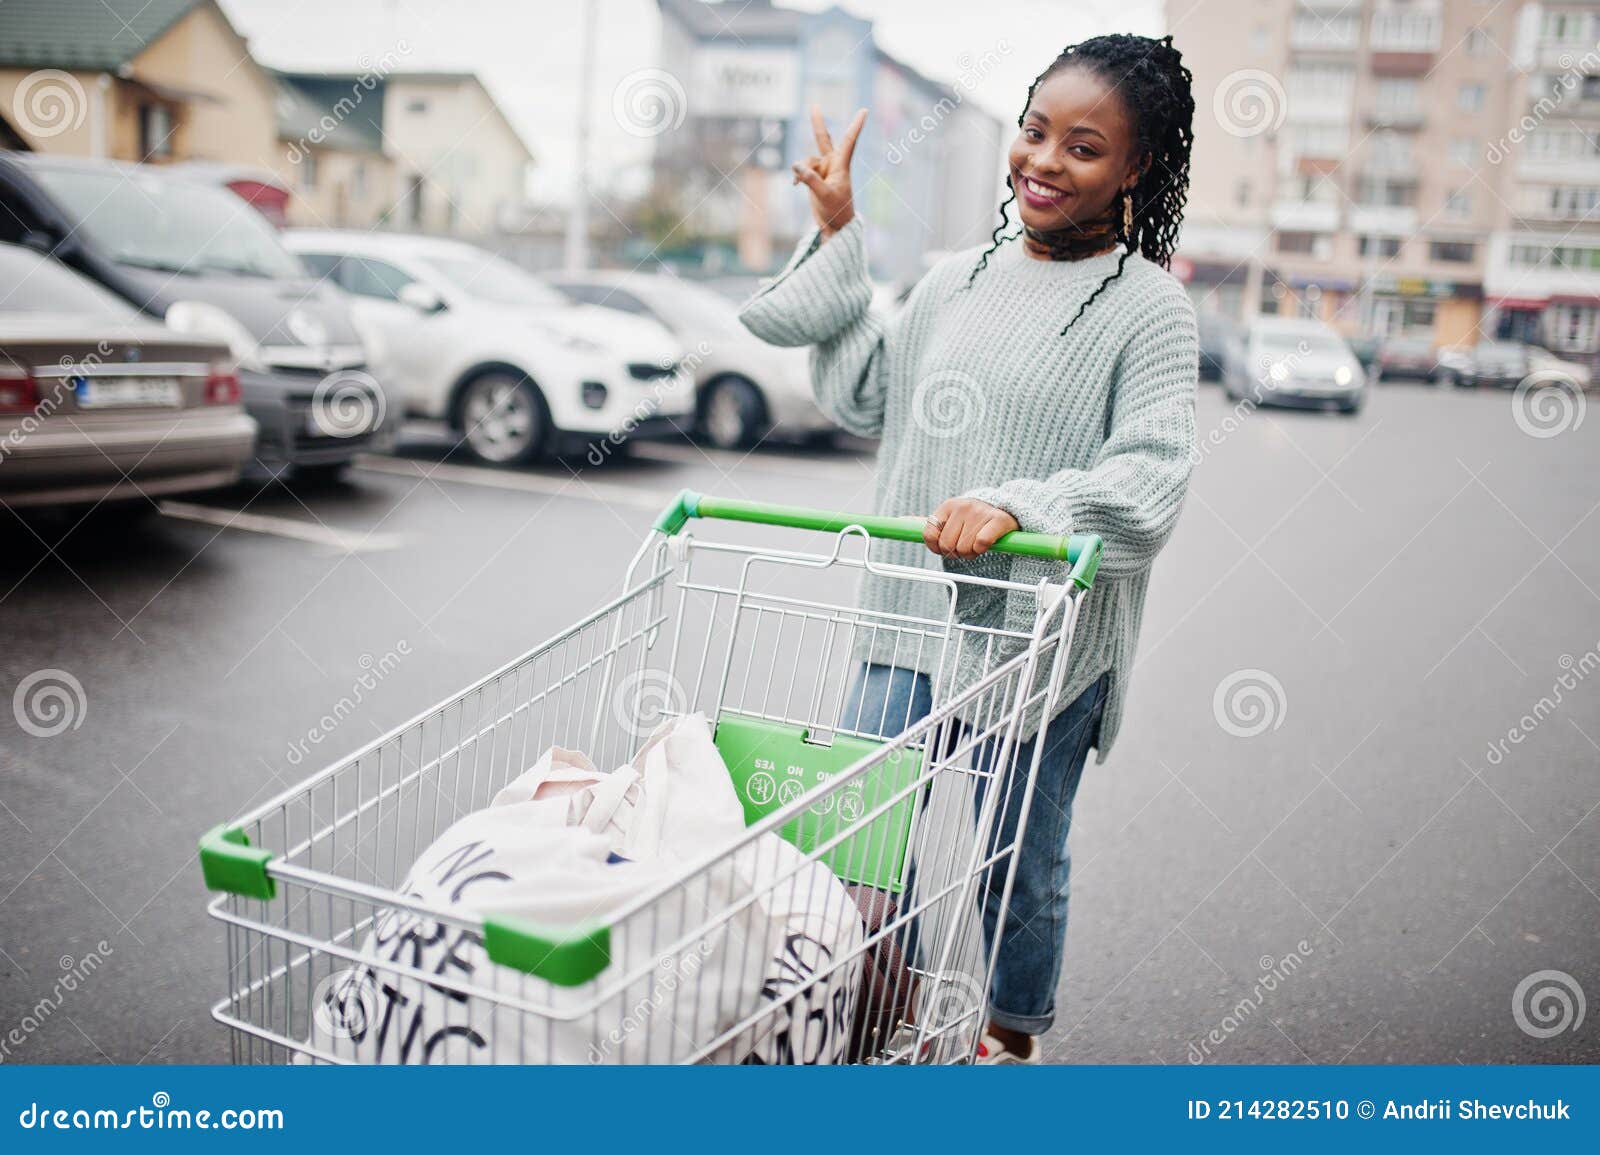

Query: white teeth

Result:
[1025,178,1063,199]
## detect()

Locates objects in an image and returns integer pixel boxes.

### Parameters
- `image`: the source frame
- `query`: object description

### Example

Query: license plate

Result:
[75,377,182,409]
[305,408,372,437]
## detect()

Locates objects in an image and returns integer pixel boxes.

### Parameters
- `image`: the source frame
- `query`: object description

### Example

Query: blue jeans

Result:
[840,662,1110,1035]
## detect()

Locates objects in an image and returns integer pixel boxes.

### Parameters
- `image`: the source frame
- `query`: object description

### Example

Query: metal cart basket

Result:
[198,490,1102,1065]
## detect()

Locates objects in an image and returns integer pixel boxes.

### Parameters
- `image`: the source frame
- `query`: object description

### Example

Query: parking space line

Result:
[626,439,874,482]
[354,454,673,510]
[157,501,410,552]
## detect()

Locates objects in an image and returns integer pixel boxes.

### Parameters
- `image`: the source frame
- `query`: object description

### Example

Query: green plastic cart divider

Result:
[654,488,1103,588]
[482,915,610,986]
[197,824,276,901]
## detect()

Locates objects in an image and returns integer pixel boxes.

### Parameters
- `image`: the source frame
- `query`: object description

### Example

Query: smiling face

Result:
[1008,65,1145,232]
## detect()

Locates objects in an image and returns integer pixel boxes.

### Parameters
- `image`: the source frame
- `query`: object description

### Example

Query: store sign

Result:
[1369,275,1481,300]
[691,46,800,118]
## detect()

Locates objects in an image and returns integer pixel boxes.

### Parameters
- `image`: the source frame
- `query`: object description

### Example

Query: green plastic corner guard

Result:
[198,825,276,901]
[654,488,1103,589]
[482,916,610,986]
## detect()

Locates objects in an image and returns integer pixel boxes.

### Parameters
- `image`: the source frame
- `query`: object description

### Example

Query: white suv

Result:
[285,231,692,464]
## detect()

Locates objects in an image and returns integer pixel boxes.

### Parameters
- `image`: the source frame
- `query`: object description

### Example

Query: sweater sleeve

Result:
[735,216,888,438]
[962,287,1199,581]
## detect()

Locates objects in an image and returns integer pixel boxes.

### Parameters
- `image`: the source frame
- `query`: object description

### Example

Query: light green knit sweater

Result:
[736,216,1198,764]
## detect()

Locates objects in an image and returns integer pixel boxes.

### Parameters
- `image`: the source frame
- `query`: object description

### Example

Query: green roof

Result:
[272,73,386,154]
[0,0,202,71]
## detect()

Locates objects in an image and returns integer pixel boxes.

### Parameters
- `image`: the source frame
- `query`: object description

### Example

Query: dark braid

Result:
[962,33,1195,335]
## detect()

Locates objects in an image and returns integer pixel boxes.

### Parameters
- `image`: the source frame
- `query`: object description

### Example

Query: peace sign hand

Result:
[793,104,868,239]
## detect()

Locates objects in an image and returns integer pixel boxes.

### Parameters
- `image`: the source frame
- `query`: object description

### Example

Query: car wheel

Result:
[699,377,767,450]
[458,373,549,465]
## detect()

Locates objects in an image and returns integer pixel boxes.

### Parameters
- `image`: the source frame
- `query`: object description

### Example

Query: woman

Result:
[738,34,1199,1063]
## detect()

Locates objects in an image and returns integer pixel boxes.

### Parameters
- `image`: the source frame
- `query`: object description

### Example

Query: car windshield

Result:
[31,165,305,279]
[0,244,140,316]
[1254,329,1349,357]
[414,250,568,308]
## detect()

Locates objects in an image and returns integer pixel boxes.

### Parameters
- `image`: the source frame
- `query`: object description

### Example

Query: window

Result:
[1458,83,1486,112]
[1291,12,1358,49]
[1369,131,1413,169]
[406,98,429,114]
[1428,240,1475,262]
[139,104,173,160]
[1547,304,1599,352]
[1356,175,1418,206]
[1359,235,1402,258]
[338,257,415,301]
[555,283,654,317]
[352,161,366,199]
[1276,231,1321,254]
[1374,78,1420,120]
[297,251,340,279]
[1450,137,1475,166]
[1444,189,1472,216]
[299,151,317,192]
[1235,178,1251,208]
[1287,64,1356,110]
[1371,9,1441,52]
[1466,27,1489,55]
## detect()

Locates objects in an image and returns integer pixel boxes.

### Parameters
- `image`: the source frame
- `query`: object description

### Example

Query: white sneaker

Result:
[974,1031,1041,1064]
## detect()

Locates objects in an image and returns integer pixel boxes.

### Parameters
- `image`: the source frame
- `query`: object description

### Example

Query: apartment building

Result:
[1485,1,1600,364]
[1173,0,1527,351]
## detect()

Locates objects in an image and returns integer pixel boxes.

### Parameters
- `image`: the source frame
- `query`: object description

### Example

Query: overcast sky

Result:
[220,0,1164,203]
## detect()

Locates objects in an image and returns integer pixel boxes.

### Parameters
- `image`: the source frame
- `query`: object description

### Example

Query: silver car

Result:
[1223,318,1367,414]
[0,243,256,508]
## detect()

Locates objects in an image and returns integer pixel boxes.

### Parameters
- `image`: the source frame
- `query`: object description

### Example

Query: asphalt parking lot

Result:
[1,381,1596,1064]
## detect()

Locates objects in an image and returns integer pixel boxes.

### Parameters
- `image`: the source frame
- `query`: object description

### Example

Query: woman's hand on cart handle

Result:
[923,497,1021,561]
[794,104,867,239]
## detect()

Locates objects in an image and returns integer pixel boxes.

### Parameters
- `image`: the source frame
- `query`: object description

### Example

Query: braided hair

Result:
[962,33,1195,335]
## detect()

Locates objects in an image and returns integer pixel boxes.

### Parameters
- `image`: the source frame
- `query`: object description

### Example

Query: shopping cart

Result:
[198,489,1102,1065]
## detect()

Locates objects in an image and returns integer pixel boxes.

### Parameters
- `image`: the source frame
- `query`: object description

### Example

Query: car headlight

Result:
[166,301,264,373]
[1334,365,1353,386]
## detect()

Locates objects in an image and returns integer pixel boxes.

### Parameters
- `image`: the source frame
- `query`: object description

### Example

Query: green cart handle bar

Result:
[653,489,1102,591]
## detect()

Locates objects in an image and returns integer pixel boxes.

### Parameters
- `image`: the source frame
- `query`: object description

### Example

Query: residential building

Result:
[654,0,1006,284]
[1172,0,1524,351]
[0,0,280,170]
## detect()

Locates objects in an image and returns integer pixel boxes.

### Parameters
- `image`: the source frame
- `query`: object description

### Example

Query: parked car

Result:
[0,242,256,508]
[1222,317,1367,414]
[547,270,836,449]
[1431,340,1591,389]
[284,231,692,464]
[0,152,391,480]
[1375,335,1437,380]
[1196,311,1235,381]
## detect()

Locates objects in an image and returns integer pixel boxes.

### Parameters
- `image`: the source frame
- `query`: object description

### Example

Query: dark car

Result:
[1196,311,1235,381]
[0,153,393,479]
[1375,335,1436,380]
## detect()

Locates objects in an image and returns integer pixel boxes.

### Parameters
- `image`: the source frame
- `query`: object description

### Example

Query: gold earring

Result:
[1122,192,1134,235]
